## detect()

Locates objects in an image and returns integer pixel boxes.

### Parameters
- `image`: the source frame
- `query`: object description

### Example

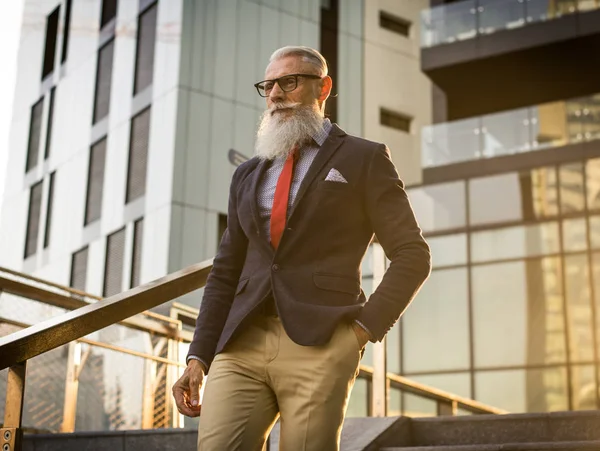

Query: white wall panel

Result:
[145,89,178,212]
[184,92,213,208]
[280,13,301,48]
[235,1,261,107]
[213,0,238,100]
[153,0,184,96]
[206,98,235,212]
[233,103,260,162]
[199,0,218,94]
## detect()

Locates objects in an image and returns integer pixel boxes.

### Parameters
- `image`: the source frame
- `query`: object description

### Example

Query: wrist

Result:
[187,358,207,374]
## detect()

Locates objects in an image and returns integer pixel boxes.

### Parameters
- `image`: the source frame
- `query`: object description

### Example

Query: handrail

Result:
[0,317,186,368]
[0,259,213,370]
[0,266,181,325]
[0,276,193,341]
[0,257,505,449]
[359,365,506,415]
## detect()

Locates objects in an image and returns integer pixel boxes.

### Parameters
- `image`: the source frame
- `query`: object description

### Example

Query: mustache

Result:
[269,102,302,114]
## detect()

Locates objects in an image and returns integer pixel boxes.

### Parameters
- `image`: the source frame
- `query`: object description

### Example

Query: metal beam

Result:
[358,365,507,415]
[60,342,80,432]
[3,362,26,427]
[371,339,387,417]
[2,361,27,451]
[0,277,193,341]
[0,317,186,368]
[0,260,212,370]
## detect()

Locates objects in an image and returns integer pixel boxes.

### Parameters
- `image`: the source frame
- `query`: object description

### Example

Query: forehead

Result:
[265,56,316,79]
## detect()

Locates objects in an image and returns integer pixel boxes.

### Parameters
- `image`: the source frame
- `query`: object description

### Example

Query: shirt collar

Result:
[312,118,332,147]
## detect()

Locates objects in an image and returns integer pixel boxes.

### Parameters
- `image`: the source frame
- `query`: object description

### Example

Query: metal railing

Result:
[422,92,600,168]
[0,263,505,450]
[421,0,600,49]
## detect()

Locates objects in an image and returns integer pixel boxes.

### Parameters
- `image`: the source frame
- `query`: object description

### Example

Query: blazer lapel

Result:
[288,124,346,220]
[247,158,275,257]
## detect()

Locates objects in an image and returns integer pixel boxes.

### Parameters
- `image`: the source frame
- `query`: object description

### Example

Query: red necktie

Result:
[270,147,299,249]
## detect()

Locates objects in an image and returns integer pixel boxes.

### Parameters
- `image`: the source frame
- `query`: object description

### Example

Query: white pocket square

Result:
[324,168,348,183]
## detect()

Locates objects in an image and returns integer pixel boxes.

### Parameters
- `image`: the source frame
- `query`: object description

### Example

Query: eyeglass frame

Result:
[253,73,323,98]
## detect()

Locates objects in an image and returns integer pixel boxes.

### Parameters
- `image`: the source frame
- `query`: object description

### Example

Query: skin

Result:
[172,55,370,418]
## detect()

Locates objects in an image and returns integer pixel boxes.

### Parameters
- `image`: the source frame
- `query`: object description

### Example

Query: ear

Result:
[318,75,332,102]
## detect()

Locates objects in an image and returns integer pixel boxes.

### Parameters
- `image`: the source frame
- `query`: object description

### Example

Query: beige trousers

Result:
[197,314,363,451]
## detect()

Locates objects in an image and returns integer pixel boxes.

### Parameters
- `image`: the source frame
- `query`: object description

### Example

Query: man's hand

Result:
[172,360,205,417]
[351,322,370,349]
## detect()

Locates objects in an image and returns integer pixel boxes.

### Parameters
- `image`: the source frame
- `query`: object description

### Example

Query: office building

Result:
[0,0,432,429]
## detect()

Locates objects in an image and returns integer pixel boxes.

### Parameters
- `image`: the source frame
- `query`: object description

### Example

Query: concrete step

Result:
[380,441,600,451]
[402,411,600,447]
[21,417,405,451]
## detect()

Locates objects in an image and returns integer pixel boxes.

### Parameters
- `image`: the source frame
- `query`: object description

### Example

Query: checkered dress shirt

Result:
[257,119,332,238]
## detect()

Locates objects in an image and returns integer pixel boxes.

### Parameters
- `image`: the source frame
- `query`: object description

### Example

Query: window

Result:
[43,172,56,248]
[427,233,468,267]
[403,268,470,372]
[472,258,566,368]
[100,0,118,28]
[470,222,560,263]
[130,218,144,288]
[24,181,44,258]
[586,158,600,211]
[133,3,158,94]
[26,98,44,172]
[469,169,558,226]
[70,247,89,291]
[379,11,411,37]
[380,108,412,133]
[93,40,115,123]
[320,0,338,123]
[475,367,568,413]
[571,365,598,410]
[84,138,107,225]
[104,228,126,297]
[42,6,60,79]
[564,254,594,362]
[407,181,466,233]
[562,218,587,252]
[559,162,585,214]
[218,214,227,245]
[126,108,151,203]
[44,88,56,159]
[60,0,72,64]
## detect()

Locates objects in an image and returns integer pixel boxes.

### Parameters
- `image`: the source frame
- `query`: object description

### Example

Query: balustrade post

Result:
[60,342,83,432]
[370,242,388,417]
[437,399,458,416]
[2,361,27,451]
[371,338,387,417]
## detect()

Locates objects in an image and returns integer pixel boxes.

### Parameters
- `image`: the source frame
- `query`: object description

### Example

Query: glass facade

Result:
[422,93,600,168]
[421,0,599,48]
[390,156,600,413]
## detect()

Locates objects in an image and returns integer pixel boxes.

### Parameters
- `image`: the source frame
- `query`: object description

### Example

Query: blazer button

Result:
[272,264,280,272]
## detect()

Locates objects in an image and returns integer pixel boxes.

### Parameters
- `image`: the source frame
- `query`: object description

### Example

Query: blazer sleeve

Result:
[355,145,432,341]
[186,165,249,369]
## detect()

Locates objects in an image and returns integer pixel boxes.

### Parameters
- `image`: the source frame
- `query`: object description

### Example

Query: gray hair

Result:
[269,46,328,77]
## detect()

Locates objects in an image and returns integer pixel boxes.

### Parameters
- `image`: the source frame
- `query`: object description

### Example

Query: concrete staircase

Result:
[21,411,600,450]
[373,411,600,451]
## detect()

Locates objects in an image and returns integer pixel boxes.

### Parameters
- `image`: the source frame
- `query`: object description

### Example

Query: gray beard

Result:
[255,103,325,161]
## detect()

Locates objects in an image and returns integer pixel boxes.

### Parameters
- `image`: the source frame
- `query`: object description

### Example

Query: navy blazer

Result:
[187,124,431,370]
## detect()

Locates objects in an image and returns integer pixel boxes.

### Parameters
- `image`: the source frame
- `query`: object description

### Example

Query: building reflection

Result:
[357,155,600,415]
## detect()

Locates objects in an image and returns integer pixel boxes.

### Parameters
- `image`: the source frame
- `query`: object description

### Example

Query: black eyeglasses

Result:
[254,74,322,97]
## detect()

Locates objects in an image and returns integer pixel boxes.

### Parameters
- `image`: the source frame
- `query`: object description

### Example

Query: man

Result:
[172,46,431,450]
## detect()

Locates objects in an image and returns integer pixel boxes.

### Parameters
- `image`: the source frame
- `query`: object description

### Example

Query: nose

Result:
[268,82,285,103]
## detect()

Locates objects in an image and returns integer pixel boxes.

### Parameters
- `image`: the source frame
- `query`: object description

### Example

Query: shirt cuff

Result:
[354,319,374,341]
[186,355,208,372]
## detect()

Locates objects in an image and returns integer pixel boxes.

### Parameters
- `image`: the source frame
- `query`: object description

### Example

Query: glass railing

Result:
[421,0,600,48]
[422,93,600,168]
